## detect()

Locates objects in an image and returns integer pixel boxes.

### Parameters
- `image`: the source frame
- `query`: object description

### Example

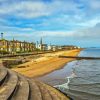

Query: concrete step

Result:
[11,74,29,100]
[0,67,69,100]
[28,79,42,100]
[37,82,69,100]
[36,81,53,100]
[37,82,67,100]
[0,67,8,85]
[0,69,18,100]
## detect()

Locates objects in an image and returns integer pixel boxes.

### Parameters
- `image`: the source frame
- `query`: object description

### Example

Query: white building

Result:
[47,45,52,51]
[37,38,47,51]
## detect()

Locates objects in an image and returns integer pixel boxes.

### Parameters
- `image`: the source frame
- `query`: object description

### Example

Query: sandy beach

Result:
[12,49,81,78]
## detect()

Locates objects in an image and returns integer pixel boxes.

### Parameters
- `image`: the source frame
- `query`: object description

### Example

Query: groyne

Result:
[59,56,100,60]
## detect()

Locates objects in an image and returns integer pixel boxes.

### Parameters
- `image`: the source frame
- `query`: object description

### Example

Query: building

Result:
[52,45,59,51]
[7,40,14,53]
[37,38,47,51]
[47,45,52,51]
[0,39,8,52]
[0,33,36,54]
[61,45,78,50]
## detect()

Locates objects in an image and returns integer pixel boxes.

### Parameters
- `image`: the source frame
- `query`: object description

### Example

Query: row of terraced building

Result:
[0,38,36,54]
[0,33,79,54]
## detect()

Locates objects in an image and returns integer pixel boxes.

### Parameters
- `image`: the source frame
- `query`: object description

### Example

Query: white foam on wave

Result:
[54,71,77,90]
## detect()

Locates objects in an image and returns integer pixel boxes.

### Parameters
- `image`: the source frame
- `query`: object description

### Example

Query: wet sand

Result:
[12,49,81,78]
[36,60,78,86]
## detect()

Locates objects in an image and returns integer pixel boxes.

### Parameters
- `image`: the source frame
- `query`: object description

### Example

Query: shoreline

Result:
[35,59,76,79]
[36,60,78,86]
[12,49,82,78]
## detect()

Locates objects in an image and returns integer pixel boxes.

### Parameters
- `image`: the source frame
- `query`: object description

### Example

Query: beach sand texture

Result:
[12,49,81,78]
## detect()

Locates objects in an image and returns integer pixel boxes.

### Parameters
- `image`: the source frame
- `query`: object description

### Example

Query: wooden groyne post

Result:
[59,56,100,60]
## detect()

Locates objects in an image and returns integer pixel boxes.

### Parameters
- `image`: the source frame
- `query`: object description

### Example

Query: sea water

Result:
[56,48,100,100]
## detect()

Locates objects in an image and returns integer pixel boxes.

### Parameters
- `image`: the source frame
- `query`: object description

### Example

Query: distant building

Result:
[37,38,47,51]
[47,45,62,51]
[47,45,52,51]
[0,39,8,52]
[0,33,36,54]
[49,45,58,51]
[61,45,78,50]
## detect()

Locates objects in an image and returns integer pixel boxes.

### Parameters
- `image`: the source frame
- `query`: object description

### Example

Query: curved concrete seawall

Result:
[0,66,69,100]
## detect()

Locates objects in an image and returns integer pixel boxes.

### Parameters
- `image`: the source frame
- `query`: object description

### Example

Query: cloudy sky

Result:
[0,0,100,47]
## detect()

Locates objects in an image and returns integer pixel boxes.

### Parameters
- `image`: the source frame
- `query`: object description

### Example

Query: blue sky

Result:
[0,0,100,47]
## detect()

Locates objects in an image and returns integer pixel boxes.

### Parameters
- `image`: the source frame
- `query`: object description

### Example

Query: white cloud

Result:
[0,0,99,42]
[0,0,80,19]
[0,25,34,34]
[89,0,100,10]
[75,23,100,39]
[38,31,74,37]
[1,21,100,43]
[79,16,100,27]
[0,1,51,18]
[0,0,99,28]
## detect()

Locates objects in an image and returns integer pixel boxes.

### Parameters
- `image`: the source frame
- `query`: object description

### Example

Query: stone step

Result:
[0,69,18,100]
[36,81,53,100]
[0,67,69,100]
[37,82,69,100]
[38,82,67,100]
[48,91,61,100]
[11,74,29,100]
[0,67,8,85]
[28,79,42,100]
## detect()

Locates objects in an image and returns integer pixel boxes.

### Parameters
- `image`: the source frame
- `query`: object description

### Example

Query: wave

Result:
[67,88,100,100]
[54,70,77,90]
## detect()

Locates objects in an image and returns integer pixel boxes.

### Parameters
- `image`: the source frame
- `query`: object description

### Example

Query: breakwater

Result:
[59,55,100,60]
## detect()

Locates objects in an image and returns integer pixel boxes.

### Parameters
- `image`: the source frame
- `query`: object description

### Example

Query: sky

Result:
[0,0,100,47]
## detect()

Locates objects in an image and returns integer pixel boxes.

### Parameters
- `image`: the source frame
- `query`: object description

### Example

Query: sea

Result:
[37,48,100,100]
